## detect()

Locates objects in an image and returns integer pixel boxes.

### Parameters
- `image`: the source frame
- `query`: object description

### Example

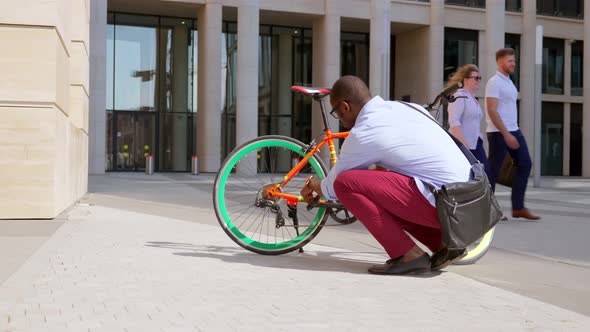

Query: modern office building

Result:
[1,0,589,218]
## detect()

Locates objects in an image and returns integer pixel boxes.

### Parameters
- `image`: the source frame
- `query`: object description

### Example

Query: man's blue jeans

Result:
[487,130,532,210]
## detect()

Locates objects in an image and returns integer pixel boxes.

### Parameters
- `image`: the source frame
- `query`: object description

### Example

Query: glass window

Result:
[114,21,158,111]
[106,111,113,170]
[107,15,114,111]
[292,31,313,145]
[542,37,564,95]
[191,29,198,113]
[506,0,522,12]
[537,0,584,19]
[571,40,583,96]
[444,28,478,82]
[341,32,369,84]
[541,102,563,175]
[221,23,238,159]
[445,0,485,8]
[158,17,194,113]
[570,104,583,176]
[158,113,190,171]
[106,13,197,172]
[505,34,521,90]
[221,24,313,160]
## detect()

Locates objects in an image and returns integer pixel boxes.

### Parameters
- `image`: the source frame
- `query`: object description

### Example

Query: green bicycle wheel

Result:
[213,135,329,255]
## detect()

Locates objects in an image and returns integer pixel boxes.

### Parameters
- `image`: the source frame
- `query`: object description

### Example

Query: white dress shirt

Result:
[485,71,519,133]
[320,96,472,206]
[447,88,484,150]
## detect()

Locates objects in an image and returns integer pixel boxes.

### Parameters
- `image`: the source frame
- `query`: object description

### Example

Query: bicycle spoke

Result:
[216,137,328,253]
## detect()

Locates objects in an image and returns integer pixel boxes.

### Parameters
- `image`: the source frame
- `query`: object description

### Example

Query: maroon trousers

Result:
[333,170,442,259]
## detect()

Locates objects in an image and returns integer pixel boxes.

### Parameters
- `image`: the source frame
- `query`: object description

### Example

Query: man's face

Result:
[498,54,516,75]
[329,98,355,129]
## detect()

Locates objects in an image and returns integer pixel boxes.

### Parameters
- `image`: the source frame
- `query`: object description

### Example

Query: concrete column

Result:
[235,1,259,174]
[428,0,444,112]
[563,103,571,176]
[583,3,590,176]
[312,0,340,165]
[484,1,505,84]
[89,0,107,174]
[478,30,486,85]
[197,3,223,172]
[236,1,259,146]
[519,0,536,158]
[369,0,391,99]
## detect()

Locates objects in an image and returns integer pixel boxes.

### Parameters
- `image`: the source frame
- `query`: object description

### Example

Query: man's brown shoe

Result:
[512,208,540,220]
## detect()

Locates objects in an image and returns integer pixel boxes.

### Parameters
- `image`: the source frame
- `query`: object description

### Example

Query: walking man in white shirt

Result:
[300,76,471,275]
[485,48,540,220]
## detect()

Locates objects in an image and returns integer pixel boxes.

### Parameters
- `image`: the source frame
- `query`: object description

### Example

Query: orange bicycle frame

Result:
[266,130,349,205]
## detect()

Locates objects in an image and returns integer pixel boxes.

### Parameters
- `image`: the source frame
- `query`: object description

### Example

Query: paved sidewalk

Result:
[1,201,590,331]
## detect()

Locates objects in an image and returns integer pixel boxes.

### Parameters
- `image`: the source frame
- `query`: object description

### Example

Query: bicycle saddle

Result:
[291,86,331,98]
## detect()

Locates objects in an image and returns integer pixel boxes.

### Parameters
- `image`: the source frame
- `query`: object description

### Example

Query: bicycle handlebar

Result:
[426,81,463,111]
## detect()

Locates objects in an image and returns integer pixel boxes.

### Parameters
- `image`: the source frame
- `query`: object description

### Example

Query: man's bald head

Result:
[330,76,372,107]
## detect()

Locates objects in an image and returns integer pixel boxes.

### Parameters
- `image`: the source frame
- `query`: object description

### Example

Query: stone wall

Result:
[0,0,89,219]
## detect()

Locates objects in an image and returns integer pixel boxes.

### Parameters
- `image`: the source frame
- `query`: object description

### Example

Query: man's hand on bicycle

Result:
[301,176,322,203]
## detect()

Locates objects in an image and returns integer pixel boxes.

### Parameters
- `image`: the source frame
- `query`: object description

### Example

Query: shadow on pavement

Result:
[145,241,442,278]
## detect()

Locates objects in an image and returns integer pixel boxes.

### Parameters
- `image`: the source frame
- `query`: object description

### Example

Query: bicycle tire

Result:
[455,227,495,265]
[213,135,329,255]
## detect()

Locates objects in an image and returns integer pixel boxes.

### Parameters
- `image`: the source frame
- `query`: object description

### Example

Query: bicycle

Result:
[213,85,495,264]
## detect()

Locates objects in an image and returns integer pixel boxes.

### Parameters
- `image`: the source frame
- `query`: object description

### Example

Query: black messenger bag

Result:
[399,101,503,249]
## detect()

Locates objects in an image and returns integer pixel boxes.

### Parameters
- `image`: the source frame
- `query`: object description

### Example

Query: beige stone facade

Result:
[0,0,89,219]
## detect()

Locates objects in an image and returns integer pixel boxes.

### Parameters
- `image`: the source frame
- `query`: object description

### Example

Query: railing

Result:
[445,0,485,9]
[537,0,584,19]
[506,0,522,12]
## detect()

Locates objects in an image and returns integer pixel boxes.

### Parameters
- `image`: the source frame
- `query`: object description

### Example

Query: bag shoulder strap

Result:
[397,101,479,165]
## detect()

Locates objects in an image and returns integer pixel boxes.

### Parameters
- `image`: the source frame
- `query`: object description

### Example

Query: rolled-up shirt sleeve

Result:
[320,132,377,201]
[447,94,466,128]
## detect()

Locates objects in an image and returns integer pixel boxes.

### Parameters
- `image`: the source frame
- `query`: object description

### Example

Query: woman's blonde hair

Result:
[447,64,479,88]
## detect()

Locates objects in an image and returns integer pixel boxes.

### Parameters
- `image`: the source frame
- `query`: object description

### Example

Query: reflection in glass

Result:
[159,113,189,171]
[541,102,563,176]
[571,41,583,96]
[542,37,564,95]
[106,21,114,111]
[221,24,238,159]
[114,24,157,111]
[570,104,583,176]
[114,113,156,171]
[221,24,314,161]
[192,31,198,113]
[106,112,113,170]
[292,34,313,147]
[106,13,197,172]
[444,28,478,82]
[505,33,521,90]
[159,18,194,113]
[341,32,369,84]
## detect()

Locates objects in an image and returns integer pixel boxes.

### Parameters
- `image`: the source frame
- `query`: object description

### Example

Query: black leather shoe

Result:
[431,248,466,271]
[368,255,431,275]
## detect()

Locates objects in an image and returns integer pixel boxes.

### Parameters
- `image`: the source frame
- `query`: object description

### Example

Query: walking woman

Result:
[447,65,490,179]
